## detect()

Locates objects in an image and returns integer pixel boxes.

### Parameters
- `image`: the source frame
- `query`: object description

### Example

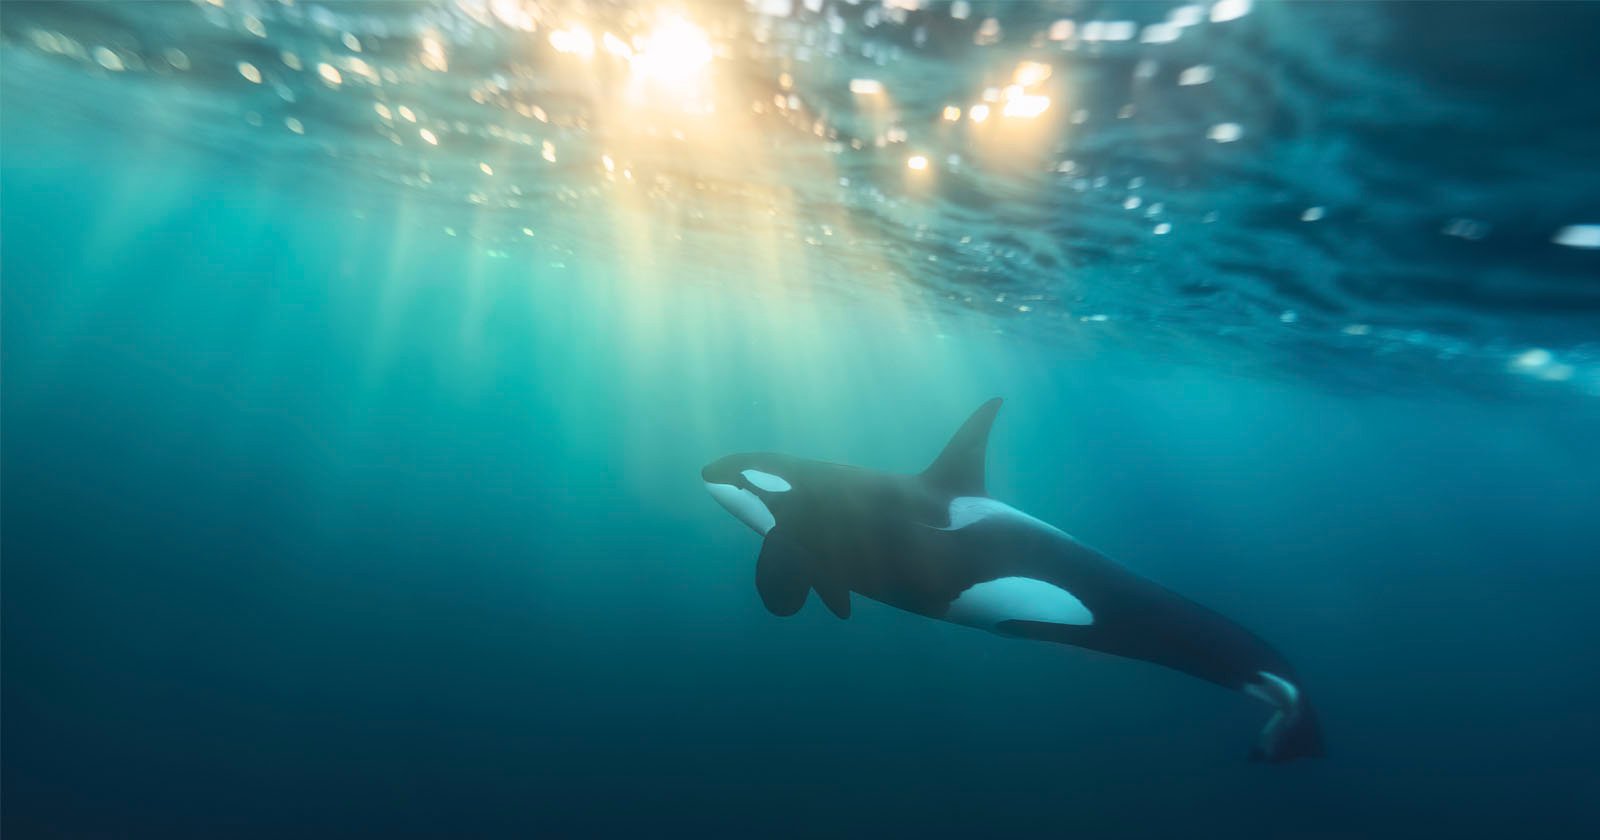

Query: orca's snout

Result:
[701,456,742,485]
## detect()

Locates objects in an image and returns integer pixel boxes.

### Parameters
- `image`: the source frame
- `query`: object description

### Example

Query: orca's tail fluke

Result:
[1244,671,1326,763]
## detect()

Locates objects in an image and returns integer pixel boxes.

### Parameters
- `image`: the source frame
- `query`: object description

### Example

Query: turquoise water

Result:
[4,1,1600,836]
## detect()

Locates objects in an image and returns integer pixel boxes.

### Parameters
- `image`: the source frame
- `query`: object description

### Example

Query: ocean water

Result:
[3,1,1599,837]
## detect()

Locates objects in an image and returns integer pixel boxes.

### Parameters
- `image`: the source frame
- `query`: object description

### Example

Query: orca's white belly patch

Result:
[944,576,1094,628]
[931,497,1094,628]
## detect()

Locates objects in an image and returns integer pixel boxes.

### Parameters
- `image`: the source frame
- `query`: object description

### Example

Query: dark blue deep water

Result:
[4,2,1600,837]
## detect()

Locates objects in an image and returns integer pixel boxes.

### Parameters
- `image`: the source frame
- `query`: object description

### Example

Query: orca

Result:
[701,398,1325,763]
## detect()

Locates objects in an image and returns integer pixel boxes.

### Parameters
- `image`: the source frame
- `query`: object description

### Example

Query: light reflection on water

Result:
[2,0,1598,396]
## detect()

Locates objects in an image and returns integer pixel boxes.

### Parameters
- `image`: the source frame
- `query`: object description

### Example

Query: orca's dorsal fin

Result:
[920,397,1003,497]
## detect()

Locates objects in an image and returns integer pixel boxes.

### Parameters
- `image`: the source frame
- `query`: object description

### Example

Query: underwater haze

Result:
[4,1,1600,837]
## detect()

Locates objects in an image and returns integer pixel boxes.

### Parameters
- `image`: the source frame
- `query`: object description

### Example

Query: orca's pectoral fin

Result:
[813,580,851,620]
[755,530,811,617]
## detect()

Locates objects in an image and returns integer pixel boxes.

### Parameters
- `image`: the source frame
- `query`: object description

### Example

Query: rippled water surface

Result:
[5,0,1597,393]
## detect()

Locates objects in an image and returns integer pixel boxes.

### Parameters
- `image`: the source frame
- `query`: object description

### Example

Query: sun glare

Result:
[630,16,713,86]
[1002,93,1050,119]
[549,26,595,58]
[1012,61,1052,87]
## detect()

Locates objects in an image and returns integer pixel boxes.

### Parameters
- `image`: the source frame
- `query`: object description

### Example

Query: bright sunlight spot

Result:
[1002,93,1050,119]
[549,26,595,58]
[1012,61,1052,86]
[630,16,713,85]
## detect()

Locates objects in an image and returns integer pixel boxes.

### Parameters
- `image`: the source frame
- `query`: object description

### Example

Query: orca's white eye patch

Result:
[741,469,792,493]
